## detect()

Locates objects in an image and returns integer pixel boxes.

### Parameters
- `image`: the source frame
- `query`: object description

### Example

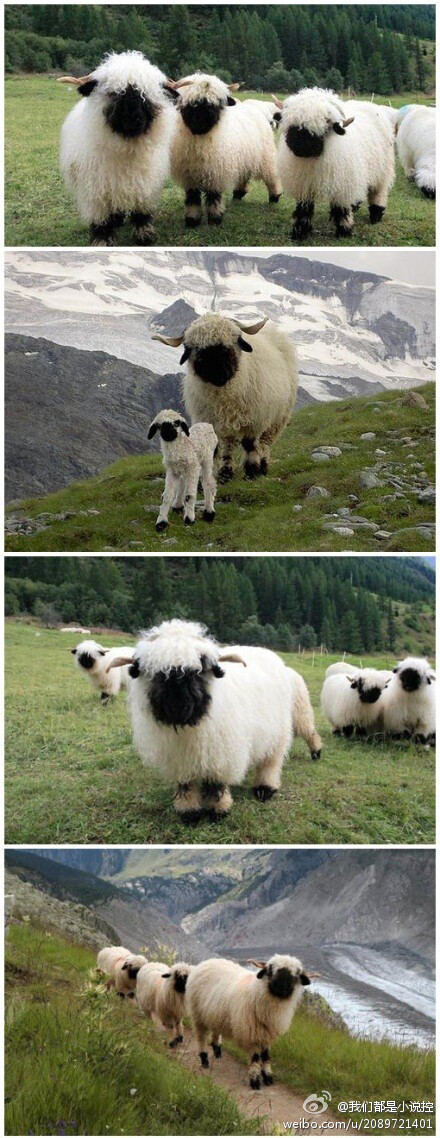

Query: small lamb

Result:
[148,409,218,531]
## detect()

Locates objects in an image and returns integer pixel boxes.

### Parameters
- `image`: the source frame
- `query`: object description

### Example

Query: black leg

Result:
[330,204,353,237]
[90,212,124,246]
[291,199,314,240]
[250,1052,261,1090]
[101,692,110,703]
[185,188,202,228]
[205,190,224,225]
[211,1042,222,1058]
[200,1051,210,1069]
[343,724,354,738]
[253,785,277,802]
[369,203,385,224]
[131,211,155,245]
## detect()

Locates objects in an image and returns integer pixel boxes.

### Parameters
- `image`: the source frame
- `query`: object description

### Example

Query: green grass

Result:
[5,924,259,1136]
[5,384,435,553]
[6,924,434,1136]
[5,75,435,246]
[5,622,435,845]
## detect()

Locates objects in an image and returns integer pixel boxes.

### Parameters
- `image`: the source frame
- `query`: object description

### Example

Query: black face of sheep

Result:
[398,667,422,692]
[352,678,382,705]
[180,99,234,135]
[127,965,141,979]
[286,125,324,158]
[174,971,188,994]
[77,651,96,670]
[193,343,246,386]
[104,85,158,139]
[149,667,213,728]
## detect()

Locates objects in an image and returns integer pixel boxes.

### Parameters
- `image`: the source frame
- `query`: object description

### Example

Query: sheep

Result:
[325,661,360,679]
[147,409,217,531]
[169,72,281,227]
[71,639,133,701]
[396,105,435,199]
[240,99,282,130]
[273,87,395,240]
[58,51,176,246]
[136,961,192,1047]
[381,657,436,745]
[186,954,316,1088]
[152,313,298,482]
[97,947,148,998]
[107,618,321,824]
[321,668,390,738]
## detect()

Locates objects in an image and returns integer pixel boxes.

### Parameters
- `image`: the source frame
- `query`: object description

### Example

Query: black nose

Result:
[194,344,238,387]
[359,686,381,704]
[78,652,94,670]
[268,968,295,1000]
[180,100,222,135]
[105,86,156,139]
[174,973,187,993]
[160,423,178,442]
[286,125,324,158]
[400,669,421,692]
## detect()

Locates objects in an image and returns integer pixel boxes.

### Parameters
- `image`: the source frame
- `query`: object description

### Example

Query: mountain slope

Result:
[5,383,435,552]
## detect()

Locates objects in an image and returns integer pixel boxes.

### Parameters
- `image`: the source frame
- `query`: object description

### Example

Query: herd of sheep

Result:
[58,51,436,245]
[96,944,317,1088]
[72,620,435,825]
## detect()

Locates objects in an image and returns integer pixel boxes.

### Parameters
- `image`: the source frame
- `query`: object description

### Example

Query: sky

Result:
[245,248,435,288]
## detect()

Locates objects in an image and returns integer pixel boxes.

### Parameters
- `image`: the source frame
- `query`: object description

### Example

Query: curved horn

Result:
[57,74,93,86]
[307,971,321,979]
[342,116,355,128]
[106,655,134,672]
[247,959,266,969]
[271,94,283,110]
[218,653,247,666]
[228,83,241,91]
[167,78,193,89]
[151,333,185,347]
[235,317,268,335]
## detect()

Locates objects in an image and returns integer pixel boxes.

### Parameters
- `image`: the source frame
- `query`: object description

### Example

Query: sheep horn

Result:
[218,653,247,666]
[247,959,266,969]
[271,94,284,110]
[342,116,355,128]
[235,317,268,335]
[106,655,134,672]
[167,78,194,89]
[307,972,321,979]
[57,74,93,86]
[151,333,185,347]
[228,83,241,91]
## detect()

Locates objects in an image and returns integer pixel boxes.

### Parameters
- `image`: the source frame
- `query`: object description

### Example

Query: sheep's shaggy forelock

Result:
[74,638,105,669]
[184,313,242,350]
[394,656,433,682]
[92,51,170,102]
[176,73,231,107]
[135,620,219,676]
[281,87,347,135]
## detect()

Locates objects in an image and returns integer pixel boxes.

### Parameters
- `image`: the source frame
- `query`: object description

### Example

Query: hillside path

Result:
[170,1025,348,1134]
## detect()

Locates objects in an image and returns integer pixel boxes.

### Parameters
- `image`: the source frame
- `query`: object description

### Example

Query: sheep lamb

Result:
[108,618,321,824]
[273,87,395,240]
[136,961,192,1047]
[321,668,390,738]
[396,105,435,199]
[382,657,436,745]
[59,51,176,245]
[153,313,298,482]
[170,73,281,227]
[240,99,282,130]
[147,409,217,531]
[186,954,316,1088]
[97,947,148,997]
[325,661,360,679]
[71,639,133,701]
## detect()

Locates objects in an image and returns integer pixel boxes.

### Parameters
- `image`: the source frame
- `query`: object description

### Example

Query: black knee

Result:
[186,189,201,205]
[242,436,256,453]
[202,780,225,799]
[244,460,261,480]
[200,1051,209,1069]
[292,200,314,239]
[330,204,353,236]
[233,188,247,200]
[211,1042,222,1058]
[90,212,124,242]
[253,785,277,802]
[369,203,385,224]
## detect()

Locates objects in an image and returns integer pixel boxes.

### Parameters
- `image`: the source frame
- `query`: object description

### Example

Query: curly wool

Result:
[186,955,306,1053]
[136,961,192,1032]
[74,639,133,696]
[381,657,436,737]
[396,106,436,195]
[97,947,147,995]
[278,89,395,207]
[321,668,389,732]
[60,51,176,223]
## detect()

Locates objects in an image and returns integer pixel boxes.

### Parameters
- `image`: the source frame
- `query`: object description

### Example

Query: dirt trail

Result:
[172,1025,346,1134]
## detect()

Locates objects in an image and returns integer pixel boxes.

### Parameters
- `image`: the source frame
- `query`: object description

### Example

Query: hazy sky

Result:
[245,248,435,288]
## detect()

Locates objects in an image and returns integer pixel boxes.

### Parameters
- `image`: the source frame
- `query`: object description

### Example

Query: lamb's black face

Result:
[128,966,140,980]
[286,125,324,158]
[268,966,295,1000]
[174,971,188,994]
[399,668,421,692]
[160,422,178,442]
[105,85,157,139]
[180,100,223,135]
[78,652,95,670]
[149,667,211,728]
[193,344,238,387]
[358,682,382,705]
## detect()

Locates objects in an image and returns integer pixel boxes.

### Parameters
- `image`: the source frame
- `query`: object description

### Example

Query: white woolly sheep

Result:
[321,668,390,738]
[396,105,435,199]
[273,87,395,239]
[147,408,217,531]
[186,954,316,1087]
[381,657,436,745]
[58,51,176,245]
[71,639,133,701]
[325,661,360,679]
[153,313,298,482]
[240,98,282,130]
[108,618,322,824]
[136,961,192,1047]
[169,72,281,227]
[97,947,148,998]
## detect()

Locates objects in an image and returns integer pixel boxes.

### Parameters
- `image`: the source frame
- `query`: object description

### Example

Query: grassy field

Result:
[5,75,435,247]
[6,923,435,1135]
[5,384,436,553]
[5,622,435,845]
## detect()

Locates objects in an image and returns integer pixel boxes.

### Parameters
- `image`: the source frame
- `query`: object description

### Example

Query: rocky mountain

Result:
[5,250,434,498]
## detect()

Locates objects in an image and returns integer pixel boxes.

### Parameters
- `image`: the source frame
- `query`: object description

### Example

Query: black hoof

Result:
[262,1071,274,1085]
[335,224,353,238]
[311,749,321,761]
[134,232,155,246]
[414,734,428,745]
[202,510,215,523]
[156,520,168,533]
[421,186,435,199]
[269,193,281,203]
[260,458,268,475]
[208,214,223,226]
[233,189,247,200]
[218,465,234,484]
[179,809,202,826]
[211,1043,222,1058]
[118,992,125,998]
[169,1035,183,1048]
[200,1051,210,1069]
[101,692,110,703]
[291,223,312,241]
[172,505,184,514]
[250,1076,261,1090]
[184,516,195,526]
[369,204,385,225]
[253,785,277,802]
[208,808,229,823]
[244,461,261,480]
[343,725,354,738]
[185,216,201,228]
[128,992,135,999]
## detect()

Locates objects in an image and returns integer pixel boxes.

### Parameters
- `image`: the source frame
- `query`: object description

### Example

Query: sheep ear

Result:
[98,650,107,657]
[237,335,253,353]
[178,419,190,436]
[152,333,184,347]
[300,972,311,986]
[121,962,128,971]
[218,653,247,666]
[393,667,398,673]
[333,122,346,135]
[256,967,267,979]
[78,79,98,97]
[162,972,172,978]
[162,81,179,102]
[71,648,77,655]
[180,346,191,365]
[227,95,237,106]
[350,679,358,689]
[106,655,135,672]
[271,94,283,110]
[212,663,225,678]
[148,422,158,439]
[235,317,268,335]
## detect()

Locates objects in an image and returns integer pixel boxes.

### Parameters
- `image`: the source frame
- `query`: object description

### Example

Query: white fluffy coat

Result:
[381,657,436,739]
[396,106,435,197]
[321,669,389,732]
[73,639,133,696]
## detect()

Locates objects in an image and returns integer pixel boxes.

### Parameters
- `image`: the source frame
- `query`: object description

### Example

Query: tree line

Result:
[5,4,434,95]
[5,556,434,655]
